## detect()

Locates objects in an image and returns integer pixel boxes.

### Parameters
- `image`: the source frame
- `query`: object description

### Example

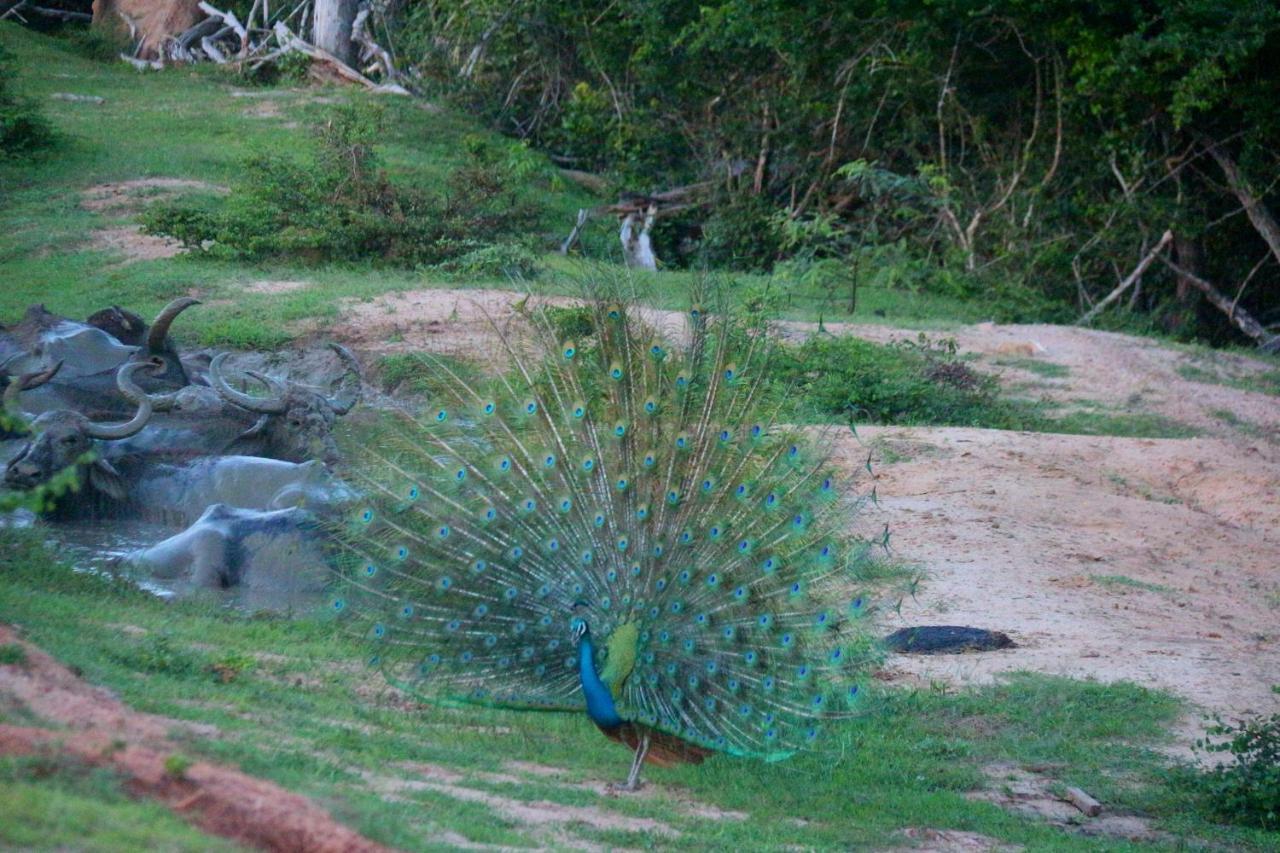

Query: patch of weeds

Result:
[1189,705,1280,830]
[1090,574,1174,594]
[376,352,484,396]
[163,753,194,779]
[1210,408,1268,439]
[0,643,27,666]
[1178,362,1280,397]
[0,45,55,159]
[141,105,541,267]
[993,356,1069,379]
[114,631,204,677]
[430,242,540,279]
[776,334,1031,428]
[1038,409,1198,439]
[209,652,255,684]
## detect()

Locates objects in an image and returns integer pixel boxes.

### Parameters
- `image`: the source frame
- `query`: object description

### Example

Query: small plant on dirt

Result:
[0,46,55,159]
[0,643,27,667]
[141,103,540,266]
[774,333,1028,428]
[208,652,255,684]
[1193,707,1280,830]
[163,754,194,780]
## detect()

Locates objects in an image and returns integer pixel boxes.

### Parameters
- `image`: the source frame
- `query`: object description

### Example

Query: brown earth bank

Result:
[0,625,390,852]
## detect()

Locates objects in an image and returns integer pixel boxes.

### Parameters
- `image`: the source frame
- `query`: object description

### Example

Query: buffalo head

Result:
[208,344,361,466]
[4,361,157,499]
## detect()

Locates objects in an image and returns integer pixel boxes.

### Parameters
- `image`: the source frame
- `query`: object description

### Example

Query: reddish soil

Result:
[0,625,389,852]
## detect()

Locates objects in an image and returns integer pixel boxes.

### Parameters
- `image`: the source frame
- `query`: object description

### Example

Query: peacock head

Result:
[569,600,591,645]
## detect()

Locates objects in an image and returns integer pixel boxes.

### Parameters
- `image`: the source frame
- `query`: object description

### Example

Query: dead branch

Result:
[1077,230,1173,324]
[1200,138,1280,267]
[272,20,409,95]
[560,208,589,255]
[351,5,399,81]
[4,2,90,21]
[197,2,247,48]
[1160,257,1280,352]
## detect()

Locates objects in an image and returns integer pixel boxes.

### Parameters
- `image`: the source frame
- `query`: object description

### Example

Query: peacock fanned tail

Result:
[327,285,881,761]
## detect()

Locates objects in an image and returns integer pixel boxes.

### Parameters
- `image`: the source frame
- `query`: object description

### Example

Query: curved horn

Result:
[83,362,155,440]
[117,356,180,411]
[209,353,288,414]
[146,297,201,352]
[20,359,63,391]
[326,343,363,415]
[2,362,60,428]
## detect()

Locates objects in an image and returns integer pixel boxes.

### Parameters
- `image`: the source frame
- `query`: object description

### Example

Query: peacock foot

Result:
[605,778,645,795]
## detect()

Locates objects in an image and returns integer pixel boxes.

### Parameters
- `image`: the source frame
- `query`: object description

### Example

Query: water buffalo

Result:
[203,344,361,465]
[3,360,157,503]
[0,297,201,416]
[124,504,327,600]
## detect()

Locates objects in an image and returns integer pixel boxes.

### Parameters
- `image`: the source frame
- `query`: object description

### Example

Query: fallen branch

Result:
[197,2,247,50]
[560,208,589,255]
[120,53,163,71]
[272,21,409,95]
[1159,257,1280,353]
[4,1,90,21]
[1077,230,1173,325]
[1064,787,1103,817]
[351,5,398,82]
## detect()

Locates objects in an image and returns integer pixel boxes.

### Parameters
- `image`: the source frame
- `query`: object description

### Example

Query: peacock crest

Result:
[327,284,880,779]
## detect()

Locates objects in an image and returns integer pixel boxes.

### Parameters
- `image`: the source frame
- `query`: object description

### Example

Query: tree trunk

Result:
[312,0,358,67]
[1172,233,1202,303]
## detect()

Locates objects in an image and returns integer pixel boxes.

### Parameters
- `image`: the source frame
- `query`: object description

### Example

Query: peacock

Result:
[326,285,880,790]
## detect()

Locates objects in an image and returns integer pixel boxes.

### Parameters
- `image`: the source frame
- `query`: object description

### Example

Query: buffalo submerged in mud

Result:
[0,299,365,602]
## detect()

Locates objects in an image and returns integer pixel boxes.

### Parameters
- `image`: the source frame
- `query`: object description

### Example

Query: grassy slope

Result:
[0,24,988,350]
[2,530,1273,851]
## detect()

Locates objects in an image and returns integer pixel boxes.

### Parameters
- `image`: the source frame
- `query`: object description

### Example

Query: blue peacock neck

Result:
[577,627,624,729]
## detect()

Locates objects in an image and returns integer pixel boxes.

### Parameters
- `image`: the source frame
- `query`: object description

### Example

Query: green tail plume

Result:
[327,282,880,759]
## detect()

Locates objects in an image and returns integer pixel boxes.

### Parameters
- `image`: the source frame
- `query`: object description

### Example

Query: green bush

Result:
[1194,710,1280,830]
[774,334,1029,428]
[141,104,539,266]
[0,47,55,159]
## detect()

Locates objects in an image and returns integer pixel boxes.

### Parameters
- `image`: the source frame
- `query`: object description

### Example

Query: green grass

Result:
[1177,358,1280,398]
[1,530,1275,850]
[1210,408,1271,440]
[994,356,1071,379]
[1089,575,1176,595]
[0,757,242,851]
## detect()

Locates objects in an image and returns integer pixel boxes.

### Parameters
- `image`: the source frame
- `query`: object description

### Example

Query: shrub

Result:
[0,47,55,159]
[774,333,1029,428]
[1194,709,1280,830]
[141,104,539,266]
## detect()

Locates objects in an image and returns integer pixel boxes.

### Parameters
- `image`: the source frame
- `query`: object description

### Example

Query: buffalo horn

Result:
[117,356,180,411]
[84,361,155,440]
[326,343,362,415]
[2,361,62,428]
[209,353,288,414]
[145,297,201,352]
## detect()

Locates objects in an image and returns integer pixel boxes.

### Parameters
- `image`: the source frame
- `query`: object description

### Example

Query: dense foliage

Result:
[143,104,540,269]
[394,1,1280,343]
[1194,709,1280,830]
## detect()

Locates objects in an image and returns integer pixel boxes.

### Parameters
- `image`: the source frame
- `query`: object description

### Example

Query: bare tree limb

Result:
[1200,138,1280,268]
[1159,257,1280,352]
[1077,230,1173,324]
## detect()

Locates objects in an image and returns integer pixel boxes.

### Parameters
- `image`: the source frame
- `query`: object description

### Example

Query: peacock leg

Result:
[620,732,651,792]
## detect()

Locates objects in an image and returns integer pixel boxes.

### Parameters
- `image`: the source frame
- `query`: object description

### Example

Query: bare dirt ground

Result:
[331,287,1280,729]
